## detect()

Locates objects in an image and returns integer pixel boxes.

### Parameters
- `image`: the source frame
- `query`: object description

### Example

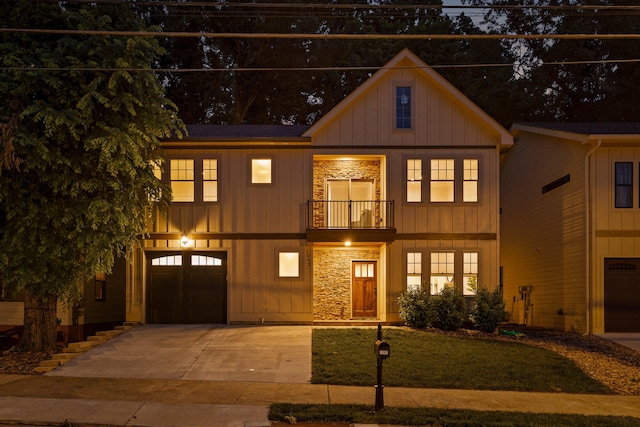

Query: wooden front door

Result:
[352,261,377,318]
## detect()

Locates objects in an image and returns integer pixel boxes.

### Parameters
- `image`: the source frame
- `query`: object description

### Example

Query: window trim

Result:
[277,249,302,278]
[170,158,195,203]
[393,83,415,132]
[250,156,275,186]
[406,158,423,203]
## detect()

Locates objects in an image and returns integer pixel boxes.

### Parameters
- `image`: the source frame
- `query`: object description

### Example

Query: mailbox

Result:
[374,340,390,359]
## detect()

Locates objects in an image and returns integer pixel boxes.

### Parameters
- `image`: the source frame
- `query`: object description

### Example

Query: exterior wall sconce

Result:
[180,235,193,248]
[344,241,352,247]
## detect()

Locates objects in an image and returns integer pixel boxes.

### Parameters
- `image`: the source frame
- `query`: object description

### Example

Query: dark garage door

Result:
[604,258,640,332]
[146,251,227,324]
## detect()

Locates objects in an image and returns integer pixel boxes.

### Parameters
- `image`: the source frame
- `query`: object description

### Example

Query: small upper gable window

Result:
[396,86,412,129]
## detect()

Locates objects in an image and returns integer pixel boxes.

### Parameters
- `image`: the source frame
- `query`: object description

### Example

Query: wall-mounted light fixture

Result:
[180,235,193,248]
[344,241,352,247]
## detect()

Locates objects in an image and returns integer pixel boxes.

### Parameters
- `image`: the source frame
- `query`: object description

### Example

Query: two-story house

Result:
[501,122,640,334]
[127,49,512,326]
[1,49,512,341]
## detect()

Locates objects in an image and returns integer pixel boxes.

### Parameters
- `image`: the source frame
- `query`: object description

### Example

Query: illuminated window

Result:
[615,162,633,208]
[463,252,478,296]
[430,159,454,202]
[407,159,422,202]
[203,159,218,202]
[407,252,422,291]
[252,158,272,184]
[430,252,454,295]
[191,255,222,266]
[463,159,478,202]
[95,272,107,302]
[151,255,183,266]
[279,252,300,278]
[396,86,411,129]
[171,159,194,202]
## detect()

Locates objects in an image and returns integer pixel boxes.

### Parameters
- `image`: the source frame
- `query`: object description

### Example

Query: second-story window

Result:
[407,159,422,202]
[252,158,272,184]
[203,159,218,202]
[430,159,454,202]
[396,86,411,129]
[615,162,633,208]
[171,159,194,202]
[463,159,479,202]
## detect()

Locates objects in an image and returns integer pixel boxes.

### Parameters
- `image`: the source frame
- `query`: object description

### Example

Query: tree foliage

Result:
[0,1,184,351]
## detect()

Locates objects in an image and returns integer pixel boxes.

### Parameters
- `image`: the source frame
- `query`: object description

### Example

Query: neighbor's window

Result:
[171,159,194,202]
[252,158,272,184]
[463,159,478,202]
[95,272,107,302]
[463,252,478,296]
[407,159,422,202]
[203,159,218,202]
[615,162,633,208]
[279,252,300,278]
[430,159,454,202]
[396,86,411,129]
[407,252,422,292]
[430,252,454,295]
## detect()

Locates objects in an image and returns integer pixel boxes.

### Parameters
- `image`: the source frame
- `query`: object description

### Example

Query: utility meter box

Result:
[374,340,390,359]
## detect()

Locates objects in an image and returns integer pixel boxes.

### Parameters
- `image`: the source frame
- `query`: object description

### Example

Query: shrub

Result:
[470,287,508,333]
[398,289,434,329]
[433,287,466,331]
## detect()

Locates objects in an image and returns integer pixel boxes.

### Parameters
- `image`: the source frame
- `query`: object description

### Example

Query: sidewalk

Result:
[2,374,640,426]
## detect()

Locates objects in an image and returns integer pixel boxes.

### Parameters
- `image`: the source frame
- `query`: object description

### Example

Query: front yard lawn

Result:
[312,327,611,394]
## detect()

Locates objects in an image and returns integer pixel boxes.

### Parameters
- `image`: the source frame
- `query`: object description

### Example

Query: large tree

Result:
[0,1,183,352]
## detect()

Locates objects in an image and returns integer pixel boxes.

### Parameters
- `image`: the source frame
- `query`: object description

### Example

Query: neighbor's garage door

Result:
[604,258,640,332]
[146,251,227,324]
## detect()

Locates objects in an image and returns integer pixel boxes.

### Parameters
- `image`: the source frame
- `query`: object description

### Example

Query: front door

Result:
[352,261,377,318]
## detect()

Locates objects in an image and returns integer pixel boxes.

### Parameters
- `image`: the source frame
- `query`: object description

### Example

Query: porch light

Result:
[180,235,193,247]
[344,241,352,247]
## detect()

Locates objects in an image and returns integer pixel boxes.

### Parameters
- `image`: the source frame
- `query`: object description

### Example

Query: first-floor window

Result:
[407,252,422,291]
[430,252,454,295]
[279,252,300,278]
[95,272,107,302]
[463,252,478,295]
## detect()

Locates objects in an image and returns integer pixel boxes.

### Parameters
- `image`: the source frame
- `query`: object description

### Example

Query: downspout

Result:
[584,139,601,335]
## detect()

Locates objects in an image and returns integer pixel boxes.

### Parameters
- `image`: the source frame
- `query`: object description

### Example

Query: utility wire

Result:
[2,28,640,40]
[3,58,639,73]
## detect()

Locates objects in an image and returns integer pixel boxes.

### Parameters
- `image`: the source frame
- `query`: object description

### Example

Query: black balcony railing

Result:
[307,200,394,229]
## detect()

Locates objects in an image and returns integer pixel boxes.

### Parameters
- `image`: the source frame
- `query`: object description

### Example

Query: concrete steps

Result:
[33,322,139,374]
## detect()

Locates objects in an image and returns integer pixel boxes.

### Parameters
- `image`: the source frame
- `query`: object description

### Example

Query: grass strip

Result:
[270,403,640,427]
[312,328,611,394]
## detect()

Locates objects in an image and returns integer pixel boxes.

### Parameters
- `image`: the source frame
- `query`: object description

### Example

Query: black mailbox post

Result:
[374,323,390,412]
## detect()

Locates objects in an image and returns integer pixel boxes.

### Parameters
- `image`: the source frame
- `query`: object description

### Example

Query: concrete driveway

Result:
[47,324,312,383]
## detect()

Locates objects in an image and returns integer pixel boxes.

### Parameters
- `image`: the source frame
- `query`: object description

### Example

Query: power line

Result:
[3,28,640,40]
[3,58,639,73]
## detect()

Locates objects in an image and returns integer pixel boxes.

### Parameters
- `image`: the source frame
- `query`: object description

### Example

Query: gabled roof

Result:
[302,48,512,147]
[511,122,640,143]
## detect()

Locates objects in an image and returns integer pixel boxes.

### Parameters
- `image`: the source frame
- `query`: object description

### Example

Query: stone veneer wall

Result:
[313,248,380,320]
[312,160,381,228]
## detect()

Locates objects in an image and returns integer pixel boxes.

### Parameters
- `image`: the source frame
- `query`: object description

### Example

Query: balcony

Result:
[306,200,396,243]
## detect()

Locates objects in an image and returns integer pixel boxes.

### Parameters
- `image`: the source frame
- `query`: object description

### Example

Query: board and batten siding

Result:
[591,144,640,333]
[501,132,589,332]
[310,63,502,148]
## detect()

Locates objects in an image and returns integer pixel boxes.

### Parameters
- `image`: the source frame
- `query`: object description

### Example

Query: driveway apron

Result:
[47,324,312,383]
